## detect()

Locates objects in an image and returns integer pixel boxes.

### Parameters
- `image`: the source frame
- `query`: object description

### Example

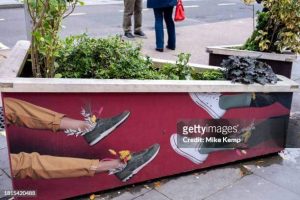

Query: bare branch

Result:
[25,0,35,23]
[32,0,49,31]
[63,0,79,19]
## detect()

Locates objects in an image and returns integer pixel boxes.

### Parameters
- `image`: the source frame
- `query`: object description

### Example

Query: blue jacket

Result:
[147,0,177,9]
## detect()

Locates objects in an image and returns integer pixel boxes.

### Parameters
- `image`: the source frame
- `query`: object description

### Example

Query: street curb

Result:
[0,3,24,9]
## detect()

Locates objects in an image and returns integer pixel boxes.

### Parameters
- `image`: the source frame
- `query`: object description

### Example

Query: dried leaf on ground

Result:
[240,165,252,177]
[144,185,151,190]
[154,181,161,188]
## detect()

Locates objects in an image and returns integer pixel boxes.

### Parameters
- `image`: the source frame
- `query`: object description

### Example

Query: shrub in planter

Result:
[56,34,225,80]
[243,0,300,53]
[221,56,278,85]
[55,34,165,79]
[207,0,299,78]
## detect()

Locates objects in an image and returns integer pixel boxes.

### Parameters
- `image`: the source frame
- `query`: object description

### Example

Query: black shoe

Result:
[115,144,160,182]
[198,124,255,155]
[124,32,135,39]
[134,31,146,37]
[83,111,130,146]
[250,93,276,107]
[155,48,164,52]
[166,45,175,50]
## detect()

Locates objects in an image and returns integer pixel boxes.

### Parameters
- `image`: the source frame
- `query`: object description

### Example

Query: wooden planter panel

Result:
[207,45,298,78]
[0,91,294,199]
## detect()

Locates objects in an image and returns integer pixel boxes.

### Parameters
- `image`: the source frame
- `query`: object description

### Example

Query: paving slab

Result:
[206,174,300,200]
[0,135,7,149]
[155,168,241,200]
[134,189,170,200]
[250,163,300,195]
[286,113,300,148]
[140,18,253,64]
[0,171,13,199]
[108,187,151,200]
[86,184,152,200]
[0,147,10,177]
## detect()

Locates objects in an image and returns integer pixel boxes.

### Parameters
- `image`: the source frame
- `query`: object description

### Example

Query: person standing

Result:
[147,0,177,52]
[123,0,146,38]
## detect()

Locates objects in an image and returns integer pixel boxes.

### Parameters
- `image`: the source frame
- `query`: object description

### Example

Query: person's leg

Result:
[11,143,160,181]
[10,152,122,179]
[163,6,176,49]
[4,97,130,146]
[60,117,90,131]
[153,8,164,50]
[219,94,252,110]
[4,98,66,132]
[123,0,135,34]
[133,0,143,33]
[189,93,278,119]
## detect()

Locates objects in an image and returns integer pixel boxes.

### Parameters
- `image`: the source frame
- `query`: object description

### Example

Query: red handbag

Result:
[174,0,185,22]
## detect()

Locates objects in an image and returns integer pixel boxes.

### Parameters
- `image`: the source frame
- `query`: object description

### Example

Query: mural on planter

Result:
[170,92,289,164]
[3,97,160,182]
[1,91,290,199]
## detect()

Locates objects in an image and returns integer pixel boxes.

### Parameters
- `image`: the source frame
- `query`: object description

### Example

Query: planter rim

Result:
[0,75,298,93]
[0,41,298,93]
[206,45,298,62]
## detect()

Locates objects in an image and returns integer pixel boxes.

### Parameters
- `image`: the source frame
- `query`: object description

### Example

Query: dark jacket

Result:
[147,0,177,9]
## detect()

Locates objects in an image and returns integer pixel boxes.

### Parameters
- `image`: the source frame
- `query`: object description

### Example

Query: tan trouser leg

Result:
[123,0,135,32]
[134,0,142,32]
[4,98,65,132]
[11,152,100,179]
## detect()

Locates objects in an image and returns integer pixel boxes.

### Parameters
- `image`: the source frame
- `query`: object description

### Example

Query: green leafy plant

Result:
[56,34,166,79]
[56,34,224,81]
[191,69,224,80]
[26,0,83,77]
[159,53,192,80]
[243,0,300,53]
[221,56,278,85]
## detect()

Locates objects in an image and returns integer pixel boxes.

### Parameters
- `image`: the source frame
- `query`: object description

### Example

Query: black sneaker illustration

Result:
[250,93,276,107]
[84,111,130,146]
[115,144,160,182]
[198,125,254,155]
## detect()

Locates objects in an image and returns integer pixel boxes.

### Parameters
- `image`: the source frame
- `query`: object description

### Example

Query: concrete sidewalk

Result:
[0,17,300,200]
[0,0,23,9]
[0,0,124,8]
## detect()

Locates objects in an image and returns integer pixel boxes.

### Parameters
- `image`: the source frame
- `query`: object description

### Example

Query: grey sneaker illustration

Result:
[84,111,130,146]
[115,144,160,182]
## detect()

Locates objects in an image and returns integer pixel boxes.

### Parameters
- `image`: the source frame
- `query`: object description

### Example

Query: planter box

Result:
[0,41,299,199]
[206,45,298,78]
